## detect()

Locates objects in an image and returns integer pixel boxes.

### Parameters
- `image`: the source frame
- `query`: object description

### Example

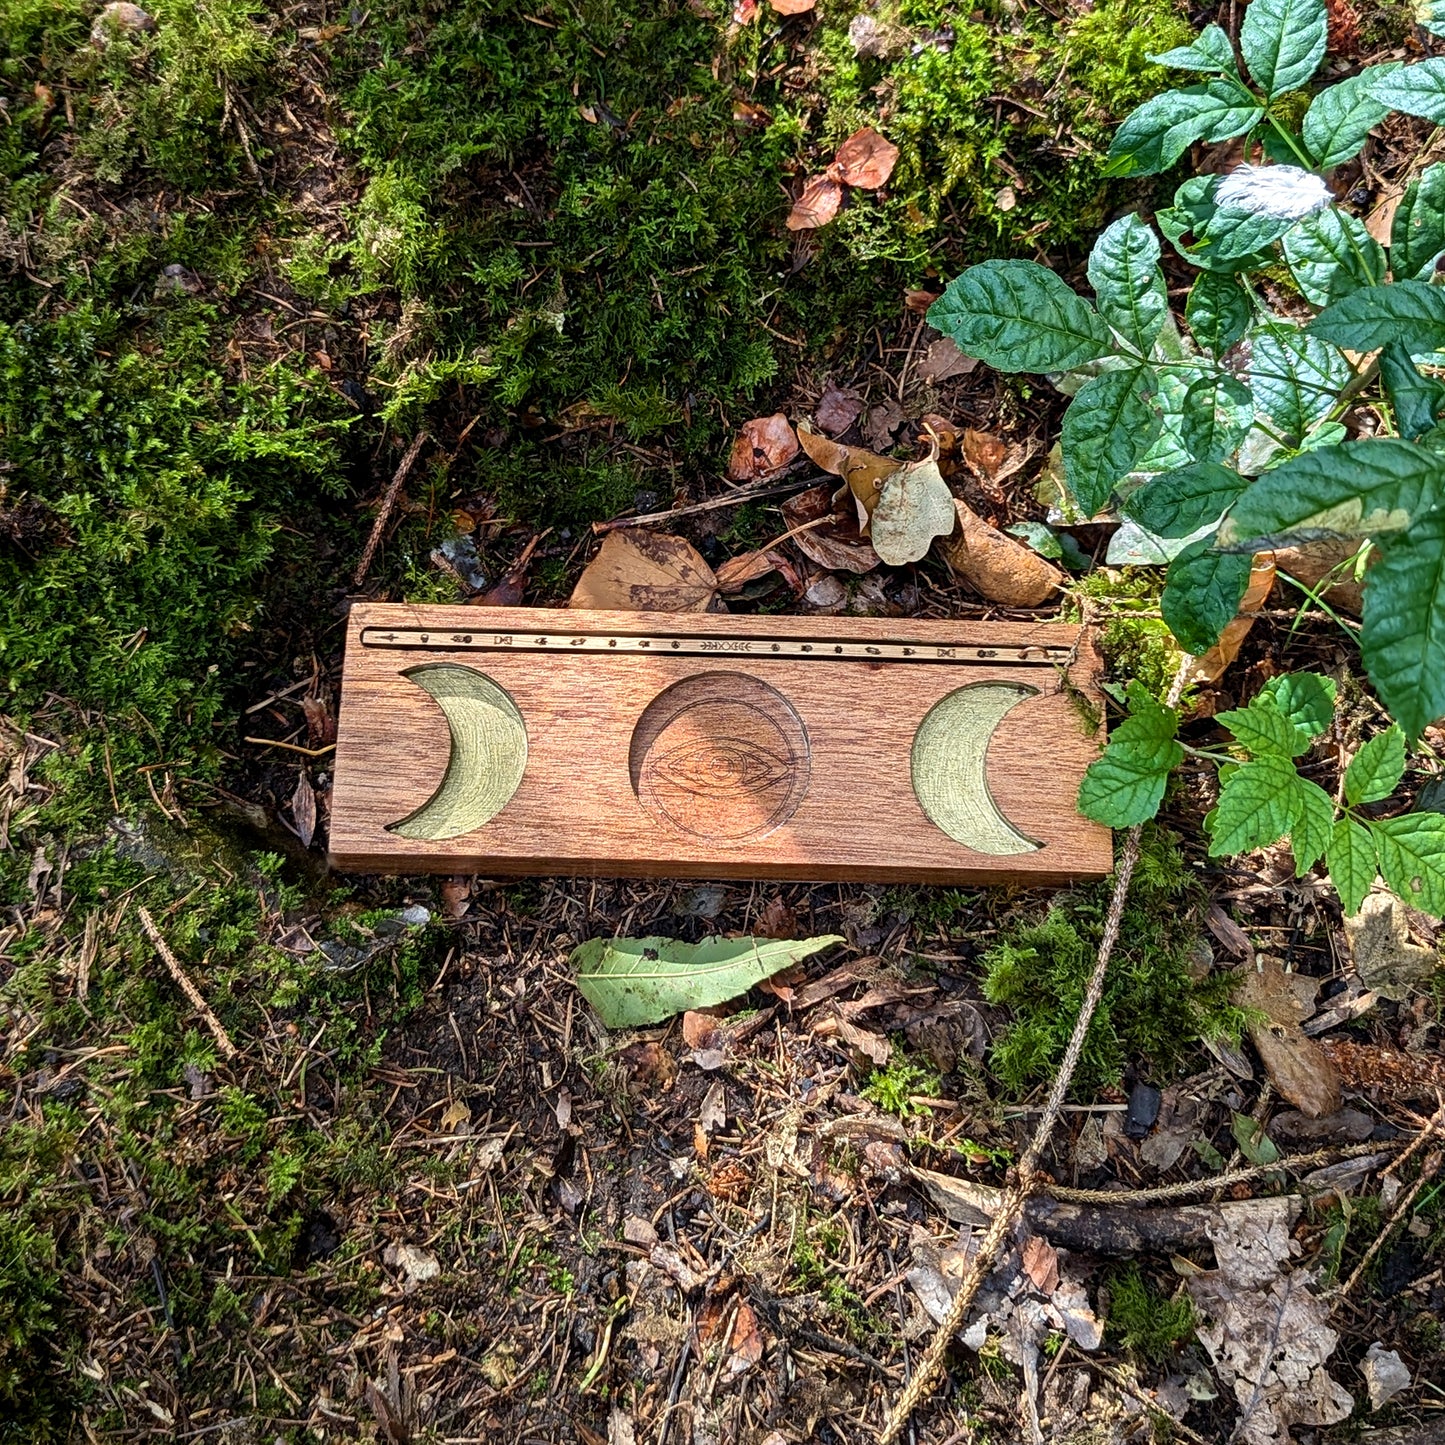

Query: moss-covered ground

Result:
[3,0,1439,1440]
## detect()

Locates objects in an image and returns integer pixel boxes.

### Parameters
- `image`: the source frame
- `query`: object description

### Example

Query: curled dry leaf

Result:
[786,176,843,231]
[781,485,880,573]
[940,499,1063,606]
[1185,555,1276,684]
[290,773,317,849]
[961,428,1033,494]
[569,530,719,612]
[1273,536,1368,615]
[797,422,898,523]
[830,127,899,189]
[726,413,799,481]
[713,548,787,595]
[870,457,957,566]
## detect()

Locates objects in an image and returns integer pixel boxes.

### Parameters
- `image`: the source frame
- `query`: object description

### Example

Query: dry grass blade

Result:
[137,906,238,1059]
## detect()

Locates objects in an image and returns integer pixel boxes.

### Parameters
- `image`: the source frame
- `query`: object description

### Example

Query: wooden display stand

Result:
[329,603,1112,884]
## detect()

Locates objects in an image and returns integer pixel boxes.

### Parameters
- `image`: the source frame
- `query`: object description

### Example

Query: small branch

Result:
[138,906,238,1060]
[591,469,812,535]
[354,432,431,586]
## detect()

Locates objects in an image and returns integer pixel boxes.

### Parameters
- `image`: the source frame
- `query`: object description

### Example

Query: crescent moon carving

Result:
[387,665,528,840]
[910,682,1041,855]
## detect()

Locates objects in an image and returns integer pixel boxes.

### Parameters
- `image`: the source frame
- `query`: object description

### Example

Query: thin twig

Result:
[879,657,1190,1445]
[138,906,238,1059]
[354,432,430,586]
[591,470,812,534]
[242,736,337,757]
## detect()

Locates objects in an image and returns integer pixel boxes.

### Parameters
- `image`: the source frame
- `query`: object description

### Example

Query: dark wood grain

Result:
[329,603,1113,883]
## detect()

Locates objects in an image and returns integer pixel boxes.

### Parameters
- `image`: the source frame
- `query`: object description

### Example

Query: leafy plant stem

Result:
[1273,568,1362,642]
[1221,72,1313,166]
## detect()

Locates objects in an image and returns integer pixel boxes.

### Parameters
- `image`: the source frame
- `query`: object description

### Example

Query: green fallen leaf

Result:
[572,933,843,1028]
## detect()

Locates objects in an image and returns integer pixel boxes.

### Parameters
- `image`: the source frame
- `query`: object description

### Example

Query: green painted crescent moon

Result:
[388,665,528,840]
[910,682,1041,855]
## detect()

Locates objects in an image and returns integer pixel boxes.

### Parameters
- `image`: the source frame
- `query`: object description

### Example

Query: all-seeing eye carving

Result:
[629,674,810,843]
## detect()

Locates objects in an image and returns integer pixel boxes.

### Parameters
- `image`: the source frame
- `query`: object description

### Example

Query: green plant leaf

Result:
[1087,214,1169,356]
[1248,324,1350,442]
[572,933,843,1027]
[1061,364,1161,517]
[1201,205,1302,264]
[1231,1113,1282,1165]
[1282,208,1385,305]
[1218,438,1445,551]
[1104,81,1265,178]
[1360,507,1445,744]
[1380,342,1445,442]
[1150,24,1239,73]
[1208,754,1303,854]
[1240,0,1328,96]
[1218,694,1307,758]
[1303,66,1397,169]
[1372,812,1445,915]
[1159,175,1278,273]
[1345,725,1406,806]
[1367,57,1445,124]
[1181,371,1254,462]
[1162,541,1254,653]
[1122,461,1248,537]
[1311,279,1445,353]
[1256,672,1337,743]
[1291,775,1335,873]
[1392,165,1445,282]
[1076,681,1183,827]
[929,261,1114,374]
[1327,816,1378,914]
[1422,0,1445,35]
[1186,272,1253,355]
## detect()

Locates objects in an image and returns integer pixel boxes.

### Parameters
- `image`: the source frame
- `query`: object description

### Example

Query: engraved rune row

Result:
[360,628,1072,666]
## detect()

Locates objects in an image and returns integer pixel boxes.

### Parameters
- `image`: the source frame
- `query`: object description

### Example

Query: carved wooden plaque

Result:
[330,603,1113,884]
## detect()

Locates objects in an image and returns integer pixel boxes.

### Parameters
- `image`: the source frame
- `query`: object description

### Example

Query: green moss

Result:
[1106,1263,1196,1365]
[981,826,1246,1096]
[1061,0,1193,118]
[861,1055,943,1116]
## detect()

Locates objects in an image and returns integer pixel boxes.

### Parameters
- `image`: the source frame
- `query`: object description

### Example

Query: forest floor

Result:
[3,1,1444,1442]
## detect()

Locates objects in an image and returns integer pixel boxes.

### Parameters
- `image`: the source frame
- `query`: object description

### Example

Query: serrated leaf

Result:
[1291,775,1335,873]
[1181,371,1254,462]
[1104,80,1265,178]
[1303,67,1397,170]
[1135,363,1210,473]
[1241,0,1328,96]
[1160,175,1278,274]
[1122,461,1248,537]
[1209,754,1303,853]
[1311,278,1445,353]
[1327,816,1377,914]
[1248,324,1350,442]
[1372,812,1445,915]
[1345,726,1406,806]
[572,933,843,1027]
[1218,438,1445,551]
[1061,364,1161,517]
[1421,0,1445,36]
[1201,205,1302,264]
[1162,541,1254,654]
[1076,682,1183,827]
[1256,672,1337,743]
[1283,209,1385,305]
[1218,695,1306,757]
[1361,507,1445,744]
[1392,165,1445,282]
[1367,56,1445,124]
[1380,342,1445,443]
[1186,272,1253,355]
[1087,214,1169,355]
[929,261,1114,374]
[1150,24,1239,72]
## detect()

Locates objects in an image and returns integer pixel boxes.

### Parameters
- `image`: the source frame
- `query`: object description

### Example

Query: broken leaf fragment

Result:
[1236,955,1342,1118]
[786,176,843,231]
[569,531,719,612]
[726,413,799,481]
[830,127,899,189]
[780,484,879,573]
[796,422,899,528]
[870,457,957,565]
[572,933,843,1028]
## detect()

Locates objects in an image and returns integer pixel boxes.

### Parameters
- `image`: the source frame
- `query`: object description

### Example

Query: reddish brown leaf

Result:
[732,98,772,127]
[714,548,782,594]
[786,176,843,231]
[682,1010,722,1050]
[732,0,758,22]
[757,897,798,938]
[769,0,816,11]
[440,876,472,920]
[1022,1234,1060,1294]
[815,385,864,437]
[916,337,977,385]
[301,694,336,746]
[472,532,543,608]
[780,485,880,574]
[726,413,799,481]
[905,289,941,313]
[724,1301,766,1379]
[831,127,899,189]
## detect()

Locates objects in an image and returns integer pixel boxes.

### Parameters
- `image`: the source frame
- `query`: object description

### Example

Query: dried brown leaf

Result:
[831,127,899,189]
[939,499,1062,606]
[726,413,799,481]
[569,530,719,612]
[815,385,864,436]
[291,773,317,848]
[769,0,815,11]
[1345,890,1437,1000]
[780,484,880,573]
[1022,1235,1060,1294]
[786,176,843,230]
[796,424,898,523]
[863,397,907,453]
[1273,536,1368,615]
[713,548,781,594]
[1237,957,1341,1119]
[917,338,978,385]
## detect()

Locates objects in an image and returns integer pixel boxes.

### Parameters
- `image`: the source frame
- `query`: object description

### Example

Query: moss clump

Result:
[981,826,1245,1096]
[1106,1263,1197,1364]
[1060,0,1193,118]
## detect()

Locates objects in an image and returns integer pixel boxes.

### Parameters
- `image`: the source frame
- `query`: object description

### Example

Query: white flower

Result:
[1214,164,1332,220]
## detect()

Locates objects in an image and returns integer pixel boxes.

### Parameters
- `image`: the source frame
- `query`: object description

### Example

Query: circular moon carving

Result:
[388,665,527,840]
[629,673,810,843]
[911,682,1042,855]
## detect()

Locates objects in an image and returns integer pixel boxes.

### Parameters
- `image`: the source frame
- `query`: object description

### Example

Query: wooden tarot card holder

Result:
[329,603,1113,884]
